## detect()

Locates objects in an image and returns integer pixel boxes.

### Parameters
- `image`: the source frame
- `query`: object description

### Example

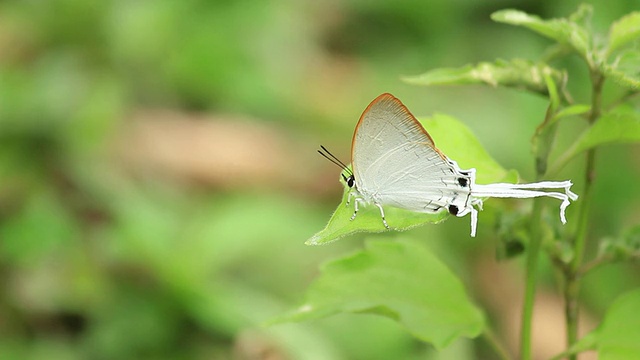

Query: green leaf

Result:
[491,9,591,61]
[307,187,450,246]
[596,288,640,359]
[568,3,593,24]
[597,225,640,263]
[403,59,566,97]
[622,225,640,253]
[423,114,514,184]
[530,75,567,169]
[307,114,516,245]
[607,12,640,55]
[550,331,597,360]
[532,113,558,176]
[554,104,591,120]
[272,239,485,349]
[533,104,590,158]
[550,106,640,174]
[0,190,80,264]
[544,71,560,112]
[604,49,640,91]
[495,212,529,260]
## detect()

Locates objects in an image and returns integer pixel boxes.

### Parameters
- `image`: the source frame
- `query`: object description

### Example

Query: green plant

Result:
[274,4,640,360]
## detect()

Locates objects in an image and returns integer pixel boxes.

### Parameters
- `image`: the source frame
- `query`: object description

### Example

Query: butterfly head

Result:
[318,145,355,188]
[343,174,355,188]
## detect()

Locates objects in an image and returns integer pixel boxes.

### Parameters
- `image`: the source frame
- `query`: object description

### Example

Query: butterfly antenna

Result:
[318,145,353,176]
[320,145,350,169]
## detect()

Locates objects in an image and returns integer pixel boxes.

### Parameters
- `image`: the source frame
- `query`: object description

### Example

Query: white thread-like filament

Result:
[470,181,578,235]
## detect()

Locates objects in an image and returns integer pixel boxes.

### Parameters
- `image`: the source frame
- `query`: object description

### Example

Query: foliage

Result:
[273,239,484,349]
[279,4,640,360]
[308,114,517,245]
[2,1,640,359]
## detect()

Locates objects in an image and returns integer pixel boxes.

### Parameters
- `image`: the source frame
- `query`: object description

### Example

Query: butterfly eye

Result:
[448,205,459,215]
[346,175,355,188]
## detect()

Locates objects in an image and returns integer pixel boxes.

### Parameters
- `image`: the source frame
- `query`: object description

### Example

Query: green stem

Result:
[564,270,580,356]
[563,71,604,359]
[520,101,560,360]
[571,150,596,274]
[483,326,512,360]
[564,148,595,359]
[520,199,544,360]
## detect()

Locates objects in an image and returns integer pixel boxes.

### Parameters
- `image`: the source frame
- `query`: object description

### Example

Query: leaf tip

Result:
[305,232,324,245]
[490,9,525,23]
[400,74,419,84]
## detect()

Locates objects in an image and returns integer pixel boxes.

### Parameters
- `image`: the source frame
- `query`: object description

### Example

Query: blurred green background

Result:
[1,0,639,359]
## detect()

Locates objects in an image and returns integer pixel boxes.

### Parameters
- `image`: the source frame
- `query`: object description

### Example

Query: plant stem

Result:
[563,149,595,359]
[520,199,544,360]
[563,270,580,357]
[563,71,604,359]
[520,101,559,360]
[483,326,512,360]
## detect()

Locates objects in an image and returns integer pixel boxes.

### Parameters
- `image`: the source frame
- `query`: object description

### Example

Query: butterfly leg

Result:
[374,203,390,229]
[350,197,361,221]
[469,206,478,237]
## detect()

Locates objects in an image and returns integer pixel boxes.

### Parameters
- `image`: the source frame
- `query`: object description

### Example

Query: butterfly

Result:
[319,93,578,237]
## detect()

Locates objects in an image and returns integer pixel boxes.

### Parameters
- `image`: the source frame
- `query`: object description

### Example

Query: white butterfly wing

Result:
[351,94,471,213]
